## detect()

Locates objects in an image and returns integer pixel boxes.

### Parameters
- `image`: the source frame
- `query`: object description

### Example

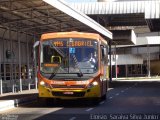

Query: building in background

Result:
[70,0,160,78]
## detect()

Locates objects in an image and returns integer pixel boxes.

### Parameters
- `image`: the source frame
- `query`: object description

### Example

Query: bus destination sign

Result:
[53,40,93,47]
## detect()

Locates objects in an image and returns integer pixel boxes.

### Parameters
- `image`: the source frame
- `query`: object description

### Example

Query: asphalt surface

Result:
[0,81,160,120]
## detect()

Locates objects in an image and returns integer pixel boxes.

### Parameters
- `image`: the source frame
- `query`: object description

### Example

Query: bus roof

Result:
[40,31,105,41]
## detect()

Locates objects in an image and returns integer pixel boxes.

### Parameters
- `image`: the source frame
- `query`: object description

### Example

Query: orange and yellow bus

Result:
[35,31,109,104]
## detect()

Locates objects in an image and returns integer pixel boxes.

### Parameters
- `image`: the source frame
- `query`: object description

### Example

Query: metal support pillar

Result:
[109,40,112,82]
[114,45,117,80]
[26,34,30,90]
[0,62,1,94]
[18,31,22,92]
[0,29,7,94]
[147,45,151,77]
[2,29,7,93]
[0,78,2,95]
[141,64,143,76]
[131,65,132,77]
[2,30,6,62]
[126,65,128,77]
[34,34,38,89]
[9,28,14,93]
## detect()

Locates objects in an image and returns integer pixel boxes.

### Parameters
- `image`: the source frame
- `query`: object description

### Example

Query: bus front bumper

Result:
[38,85,101,100]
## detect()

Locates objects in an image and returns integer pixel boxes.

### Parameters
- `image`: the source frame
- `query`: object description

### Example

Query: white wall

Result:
[131,30,137,45]
[132,46,160,54]
[111,54,143,65]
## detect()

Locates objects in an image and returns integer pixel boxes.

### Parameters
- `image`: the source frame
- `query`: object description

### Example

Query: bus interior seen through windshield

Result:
[40,38,98,78]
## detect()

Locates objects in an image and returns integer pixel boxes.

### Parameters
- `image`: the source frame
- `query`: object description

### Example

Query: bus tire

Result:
[92,98,100,105]
[46,98,55,106]
[101,94,106,100]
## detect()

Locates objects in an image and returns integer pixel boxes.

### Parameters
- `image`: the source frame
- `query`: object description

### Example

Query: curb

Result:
[0,95,38,112]
[111,79,160,82]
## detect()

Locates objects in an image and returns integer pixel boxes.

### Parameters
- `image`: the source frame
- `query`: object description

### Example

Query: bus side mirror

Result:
[101,45,106,59]
[33,41,40,48]
[33,41,40,61]
[33,41,40,76]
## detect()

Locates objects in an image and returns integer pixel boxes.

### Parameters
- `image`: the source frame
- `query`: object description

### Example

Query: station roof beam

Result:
[71,1,160,45]
[0,0,112,40]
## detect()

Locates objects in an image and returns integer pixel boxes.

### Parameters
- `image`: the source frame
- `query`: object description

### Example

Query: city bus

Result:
[34,31,109,104]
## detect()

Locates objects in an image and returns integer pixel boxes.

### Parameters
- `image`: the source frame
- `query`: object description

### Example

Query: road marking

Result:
[121,90,124,93]
[86,108,94,112]
[155,101,160,106]
[116,93,119,96]
[109,97,113,99]
[69,117,76,120]
[99,101,105,105]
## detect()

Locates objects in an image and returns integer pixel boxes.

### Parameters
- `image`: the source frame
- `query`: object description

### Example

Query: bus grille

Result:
[52,91,85,97]
[51,84,85,88]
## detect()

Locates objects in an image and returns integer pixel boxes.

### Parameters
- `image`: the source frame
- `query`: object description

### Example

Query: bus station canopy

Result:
[0,0,112,39]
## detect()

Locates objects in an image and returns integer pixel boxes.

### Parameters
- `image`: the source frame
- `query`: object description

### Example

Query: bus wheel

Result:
[46,98,55,106]
[92,98,100,105]
[101,94,106,100]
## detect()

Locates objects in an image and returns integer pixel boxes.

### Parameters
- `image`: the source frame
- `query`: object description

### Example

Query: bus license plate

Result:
[63,92,73,95]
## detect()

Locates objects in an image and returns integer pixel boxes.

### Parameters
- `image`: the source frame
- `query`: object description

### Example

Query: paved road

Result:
[1,81,160,120]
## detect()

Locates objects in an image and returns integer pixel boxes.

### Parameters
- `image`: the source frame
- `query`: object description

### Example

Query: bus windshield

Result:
[40,38,98,75]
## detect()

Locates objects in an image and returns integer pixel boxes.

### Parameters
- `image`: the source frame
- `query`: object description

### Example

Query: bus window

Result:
[101,45,107,59]
[40,38,98,74]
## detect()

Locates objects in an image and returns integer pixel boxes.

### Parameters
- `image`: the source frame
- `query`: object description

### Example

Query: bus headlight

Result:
[87,81,98,89]
[40,81,45,86]
[39,81,50,88]
[92,81,98,86]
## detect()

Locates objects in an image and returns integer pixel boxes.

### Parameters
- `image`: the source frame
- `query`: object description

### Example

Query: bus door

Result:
[100,45,108,95]
[33,41,39,89]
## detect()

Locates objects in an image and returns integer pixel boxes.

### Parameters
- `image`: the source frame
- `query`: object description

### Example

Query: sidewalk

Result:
[112,76,160,82]
[0,89,38,112]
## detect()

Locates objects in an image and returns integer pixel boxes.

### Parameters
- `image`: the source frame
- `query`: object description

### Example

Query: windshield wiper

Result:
[49,64,62,79]
[72,54,83,77]
[48,42,66,79]
[48,67,59,79]
[49,41,65,58]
